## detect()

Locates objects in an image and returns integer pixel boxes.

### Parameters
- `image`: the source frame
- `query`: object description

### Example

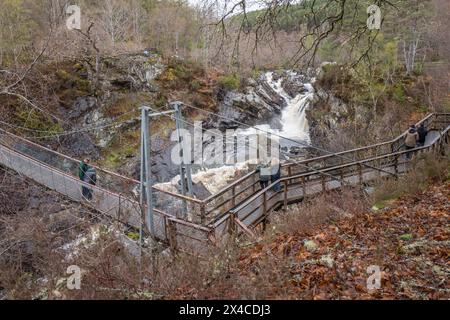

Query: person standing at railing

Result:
[78,158,90,180]
[82,166,97,201]
[270,158,282,192]
[79,158,95,200]
[405,125,418,159]
[256,160,271,190]
[417,123,428,147]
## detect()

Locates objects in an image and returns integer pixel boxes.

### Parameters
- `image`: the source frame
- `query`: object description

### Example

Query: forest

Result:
[0,0,449,302]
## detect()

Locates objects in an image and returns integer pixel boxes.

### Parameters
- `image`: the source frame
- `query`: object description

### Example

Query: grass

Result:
[104,92,151,119]
[372,152,450,205]
[269,189,368,237]
[13,109,63,138]
[218,74,241,91]
[100,129,141,170]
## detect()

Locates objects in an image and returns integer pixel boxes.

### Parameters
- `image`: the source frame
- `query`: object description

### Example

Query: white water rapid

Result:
[156,71,316,204]
[240,71,315,147]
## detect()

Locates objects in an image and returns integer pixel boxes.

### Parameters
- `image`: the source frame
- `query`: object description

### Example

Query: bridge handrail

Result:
[228,123,449,215]
[0,140,133,201]
[0,140,212,240]
[0,127,202,205]
[202,113,448,207]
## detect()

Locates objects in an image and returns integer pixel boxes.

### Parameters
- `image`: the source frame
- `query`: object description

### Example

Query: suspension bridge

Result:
[0,112,448,252]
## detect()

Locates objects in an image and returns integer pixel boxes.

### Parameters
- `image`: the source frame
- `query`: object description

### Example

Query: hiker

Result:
[78,158,90,181]
[417,123,428,147]
[404,125,418,159]
[82,166,97,201]
[78,158,95,200]
[270,158,282,192]
[256,159,271,190]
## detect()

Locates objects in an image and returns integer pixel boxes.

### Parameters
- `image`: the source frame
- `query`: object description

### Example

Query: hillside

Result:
[236,183,449,299]
[167,180,449,300]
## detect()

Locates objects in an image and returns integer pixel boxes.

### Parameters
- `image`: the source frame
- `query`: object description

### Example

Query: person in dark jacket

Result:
[256,160,271,190]
[78,158,90,180]
[270,158,282,192]
[417,123,428,147]
[79,158,95,200]
[82,166,97,201]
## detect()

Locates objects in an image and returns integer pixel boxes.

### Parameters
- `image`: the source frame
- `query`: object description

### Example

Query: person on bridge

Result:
[82,166,97,201]
[417,123,428,147]
[78,158,90,180]
[270,158,282,192]
[405,125,419,159]
[79,158,96,201]
[256,160,271,190]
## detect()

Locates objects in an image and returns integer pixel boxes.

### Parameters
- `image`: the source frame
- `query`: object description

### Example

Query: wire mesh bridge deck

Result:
[0,113,448,252]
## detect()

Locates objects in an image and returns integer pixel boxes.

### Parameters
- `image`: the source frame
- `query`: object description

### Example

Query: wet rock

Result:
[151,148,180,183]
[210,79,285,131]
[282,72,308,97]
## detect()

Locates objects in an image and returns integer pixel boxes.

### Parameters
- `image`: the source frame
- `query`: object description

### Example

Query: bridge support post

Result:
[301,176,306,197]
[140,107,156,239]
[200,203,206,225]
[228,212,237,236]
[172,101,194,219]
[231,186,236,207]
[140,106,178,239]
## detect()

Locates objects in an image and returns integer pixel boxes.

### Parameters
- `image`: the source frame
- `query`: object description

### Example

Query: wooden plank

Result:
[234,218,257,239]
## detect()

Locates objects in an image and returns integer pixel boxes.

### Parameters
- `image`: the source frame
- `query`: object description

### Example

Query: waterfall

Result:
[265,71,314,146]
[156,70,316,202]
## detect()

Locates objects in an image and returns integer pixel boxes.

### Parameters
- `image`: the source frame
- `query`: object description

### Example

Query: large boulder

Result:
[61,133,100,160]
[68,97,98,119]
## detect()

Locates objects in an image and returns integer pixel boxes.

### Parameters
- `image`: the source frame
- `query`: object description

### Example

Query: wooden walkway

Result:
[207,115,449,238]
[0,113,449,250]
[217,132,440,235]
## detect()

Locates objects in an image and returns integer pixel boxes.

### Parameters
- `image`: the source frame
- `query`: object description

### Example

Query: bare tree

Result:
[398,0,431,75]
[99,0,131,47]
[202,0,399,69]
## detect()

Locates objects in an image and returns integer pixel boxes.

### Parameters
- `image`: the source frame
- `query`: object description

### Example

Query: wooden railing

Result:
[199,113,450,224]
[216,118,449,237]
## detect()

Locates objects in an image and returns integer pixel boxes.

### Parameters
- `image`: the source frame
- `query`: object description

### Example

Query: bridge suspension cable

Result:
[179,102,397,177]
[0,109,140,140]
[146,106,350,187]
